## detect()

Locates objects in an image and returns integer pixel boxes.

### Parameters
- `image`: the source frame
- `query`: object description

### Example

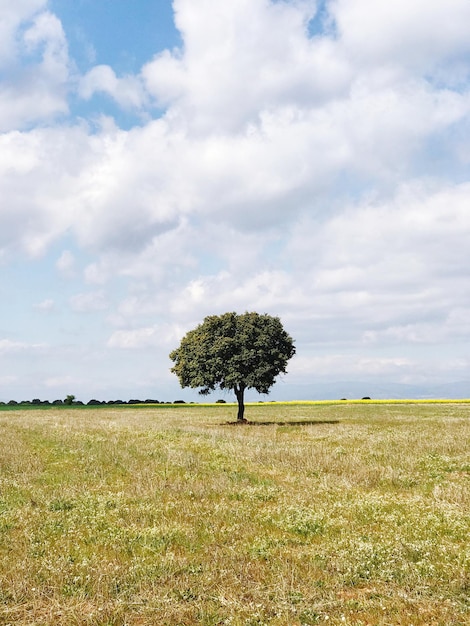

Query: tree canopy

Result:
[169,311,296,421]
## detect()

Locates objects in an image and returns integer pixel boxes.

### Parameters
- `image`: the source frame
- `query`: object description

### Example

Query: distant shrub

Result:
[173,400,186,404]
[216,399,227,403]
[362,396,371,400]
[144,399,159,404]
[87,399,101,405]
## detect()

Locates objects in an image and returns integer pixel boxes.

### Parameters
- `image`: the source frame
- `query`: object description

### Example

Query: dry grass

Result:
[0,402,469,625]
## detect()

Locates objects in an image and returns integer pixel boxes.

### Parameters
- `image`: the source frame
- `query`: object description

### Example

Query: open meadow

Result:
[0,402,469,625]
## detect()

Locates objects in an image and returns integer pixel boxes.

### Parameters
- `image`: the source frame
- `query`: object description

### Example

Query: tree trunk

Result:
[234,384,246,422]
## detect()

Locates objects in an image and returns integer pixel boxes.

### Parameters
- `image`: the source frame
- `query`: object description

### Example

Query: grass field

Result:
[0,402,469,625]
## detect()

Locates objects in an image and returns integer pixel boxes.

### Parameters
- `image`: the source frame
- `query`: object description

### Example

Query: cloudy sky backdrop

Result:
[1,0,470,402]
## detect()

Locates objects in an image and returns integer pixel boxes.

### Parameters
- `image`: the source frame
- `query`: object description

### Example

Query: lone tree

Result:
[169,312,295,422]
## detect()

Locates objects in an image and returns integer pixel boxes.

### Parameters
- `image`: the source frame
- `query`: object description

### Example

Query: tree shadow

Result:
[222,419,340,426]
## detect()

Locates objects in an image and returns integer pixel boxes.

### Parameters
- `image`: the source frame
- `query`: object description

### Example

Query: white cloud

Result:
[56,250,76,276]
[107,326,158,349]
[69,291,108,313]
[289,352,470,386]
[79,65,146,109]
[142,0,349,133]
[332,0,470,77]
[0,376,17,386]
[0,8,70,131]
[287,181,470,284]
[363,308,470,346]
[2,0,470,258]
[0,0,47,67]
[0,339,47,353]
[35,299,55,312]
[291,353,415,378]
[44,375,83,389]
[0,125,90,256]
[107,322,185,350]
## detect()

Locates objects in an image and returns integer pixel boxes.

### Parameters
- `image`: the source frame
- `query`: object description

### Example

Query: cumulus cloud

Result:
[35,299,55,312]
[0,0,47,67]
[2,0,470,255]
[0,125,90,256]
[142,0,341,132]
[0,339,47,353]
[332,0,470,77]
[290,353,416,379]
[0,375,17,386]
[107,326,159,349]
[69,291,108,313]
[107,322,182,349]
[283,182,470,329]
[0,7,70,131]
[56,250,76,276]
[44,375,84,389]
[79,65,146,109]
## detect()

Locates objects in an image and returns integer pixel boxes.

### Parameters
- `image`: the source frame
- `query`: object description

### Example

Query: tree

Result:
[64,394,75,406]
[169,312,296,422]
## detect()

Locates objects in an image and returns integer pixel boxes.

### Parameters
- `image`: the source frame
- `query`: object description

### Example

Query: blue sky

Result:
[48,0,178,129]
[1,0,470,402]
[50,0,178,71]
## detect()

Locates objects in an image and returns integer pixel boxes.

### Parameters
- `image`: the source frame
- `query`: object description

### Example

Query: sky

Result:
[1,0,470,403]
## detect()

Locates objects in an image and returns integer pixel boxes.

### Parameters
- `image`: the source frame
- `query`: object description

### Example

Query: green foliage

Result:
[169,312,295,417]
[64,394,75,406]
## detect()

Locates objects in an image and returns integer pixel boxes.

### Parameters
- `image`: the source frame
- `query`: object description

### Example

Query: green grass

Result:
[0,403,469,625]
[1,398,469,412]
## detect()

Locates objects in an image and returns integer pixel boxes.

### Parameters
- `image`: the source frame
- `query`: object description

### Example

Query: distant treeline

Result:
[0,398,228,407]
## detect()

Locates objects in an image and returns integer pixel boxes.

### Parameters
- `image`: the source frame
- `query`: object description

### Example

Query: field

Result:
[0,402,469,625]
